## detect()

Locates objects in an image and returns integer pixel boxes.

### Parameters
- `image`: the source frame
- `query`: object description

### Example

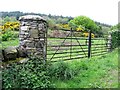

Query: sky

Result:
[0,0,119,25]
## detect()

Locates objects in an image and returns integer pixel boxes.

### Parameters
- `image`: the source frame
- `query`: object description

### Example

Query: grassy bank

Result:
[2,48,118,88]
[51,48,118,88]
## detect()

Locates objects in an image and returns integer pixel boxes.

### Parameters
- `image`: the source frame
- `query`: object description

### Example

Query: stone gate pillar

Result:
[19,15,48,60]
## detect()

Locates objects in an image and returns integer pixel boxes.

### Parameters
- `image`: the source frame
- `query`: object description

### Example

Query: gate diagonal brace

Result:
[49,32,71,61]
[72,31,87,57]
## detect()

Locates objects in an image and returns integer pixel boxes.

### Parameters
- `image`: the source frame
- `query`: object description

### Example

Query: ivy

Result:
[2,57,54,89]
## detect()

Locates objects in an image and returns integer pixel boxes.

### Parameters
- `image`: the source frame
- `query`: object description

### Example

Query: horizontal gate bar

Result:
[91,50,107,54]
[47,44,87,47]
[47,50,88,55]
[51,56,88,62]
[48,37,88,40]
[47,47,88,51]
[92,44,106,45]
[91,52,108,57]
[91,48,107,51]
[47,53,86,60]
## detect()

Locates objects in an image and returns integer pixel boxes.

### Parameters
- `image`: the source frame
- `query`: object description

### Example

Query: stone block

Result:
[20,30,25,34]
[17,47,27,58]
[39,33,45,37]
[4,47,18,60]
[35,41,44,48]
[30,29,39,38]
[24,32,29,35]
[26,42,35,48]
[19,38,24,41]
[26,48,36,55]
[20,26,29,31]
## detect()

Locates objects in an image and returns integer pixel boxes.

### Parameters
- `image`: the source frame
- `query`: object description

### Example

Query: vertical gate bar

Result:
[88,30,91,58]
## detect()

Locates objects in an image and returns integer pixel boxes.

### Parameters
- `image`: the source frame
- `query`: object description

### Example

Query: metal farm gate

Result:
[47,28,110,62]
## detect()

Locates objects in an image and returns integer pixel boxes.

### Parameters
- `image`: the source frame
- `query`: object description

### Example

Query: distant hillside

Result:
[0,11,112,27]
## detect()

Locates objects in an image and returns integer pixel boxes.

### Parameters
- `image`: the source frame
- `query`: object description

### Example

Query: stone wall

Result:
[18,15,48,59]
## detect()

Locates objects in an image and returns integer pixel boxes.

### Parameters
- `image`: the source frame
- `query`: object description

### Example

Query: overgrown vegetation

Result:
[2,49,118,88]
[51,49,118,88]
[2,57,55,89]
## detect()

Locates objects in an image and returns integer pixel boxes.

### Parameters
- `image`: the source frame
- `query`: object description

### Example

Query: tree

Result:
[2,16,18,25]
[68,16,99,32]
[47,19,56,30]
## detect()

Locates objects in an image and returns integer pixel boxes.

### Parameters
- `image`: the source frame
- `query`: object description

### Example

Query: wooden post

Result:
[88,30,91,58]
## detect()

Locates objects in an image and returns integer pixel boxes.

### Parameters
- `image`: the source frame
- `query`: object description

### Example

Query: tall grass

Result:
[50,48,118,88]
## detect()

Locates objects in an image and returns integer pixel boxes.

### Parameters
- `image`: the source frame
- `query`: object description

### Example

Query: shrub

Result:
[2,30,14,41]
[111,30,120,49]
[1,28,18,41]
[48,61,78,80]
[1,22,20,31]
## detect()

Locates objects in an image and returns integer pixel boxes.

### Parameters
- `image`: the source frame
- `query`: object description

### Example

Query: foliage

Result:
[48,61,78,80]
[0,21,19,41]
[0,17,19,41]
[111,30,120,49]
[47,19,56,30]
[96,26,110,37]
[83,32,95,38]
[111,23,120,31]
[1,29,18,41]
[58,24,70,29]
[52,49,118,88]
[69,16,99,32]
[1,16,18,24]
[0,22,20,31]
[55,17,69,24]
[76,25,85,31]
[1,11,112,28]
[1,38,19,49]
[110,23,120,48]
[2,57,55,89]
[2,41,118,88]
[1,28,17,41]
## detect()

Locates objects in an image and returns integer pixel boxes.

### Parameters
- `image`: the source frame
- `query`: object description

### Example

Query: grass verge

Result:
[50,48,118,88]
